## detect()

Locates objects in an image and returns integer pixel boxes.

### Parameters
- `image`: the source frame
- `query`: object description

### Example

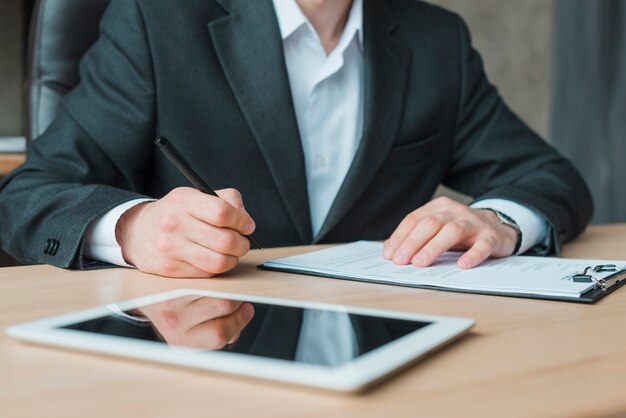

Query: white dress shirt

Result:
[275,0,364,236]
[85,0,547,265]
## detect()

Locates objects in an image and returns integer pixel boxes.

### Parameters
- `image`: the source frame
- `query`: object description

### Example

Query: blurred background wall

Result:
[551,0,626,224]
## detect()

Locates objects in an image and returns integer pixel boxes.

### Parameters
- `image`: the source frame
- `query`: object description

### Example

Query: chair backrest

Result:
[24,0,111,142]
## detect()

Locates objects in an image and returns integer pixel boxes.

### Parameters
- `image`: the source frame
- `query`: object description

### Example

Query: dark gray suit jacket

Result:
[0,0,592,268]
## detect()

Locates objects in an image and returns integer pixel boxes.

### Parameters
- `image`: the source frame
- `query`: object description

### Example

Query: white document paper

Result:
[263,241,626,298]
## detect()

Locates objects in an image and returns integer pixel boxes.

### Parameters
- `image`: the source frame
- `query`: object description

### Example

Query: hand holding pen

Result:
[155,137,263,250]
[113,137,262,278]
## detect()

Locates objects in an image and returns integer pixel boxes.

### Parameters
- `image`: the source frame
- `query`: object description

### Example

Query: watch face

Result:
[490,210,517,228]
[498,212,516,226]
[490,210,522,253]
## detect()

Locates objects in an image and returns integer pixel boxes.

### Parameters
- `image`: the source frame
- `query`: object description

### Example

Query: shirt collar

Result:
[272,0,363,47]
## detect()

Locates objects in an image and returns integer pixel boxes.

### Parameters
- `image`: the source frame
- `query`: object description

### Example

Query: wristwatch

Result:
[486,209,523,255]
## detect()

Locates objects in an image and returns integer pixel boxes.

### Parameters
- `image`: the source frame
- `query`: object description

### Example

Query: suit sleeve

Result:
[442,16,593,255]
[0,0,155,268]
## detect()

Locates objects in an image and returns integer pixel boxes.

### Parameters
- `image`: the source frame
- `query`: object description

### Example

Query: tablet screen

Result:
[60,295,431,367]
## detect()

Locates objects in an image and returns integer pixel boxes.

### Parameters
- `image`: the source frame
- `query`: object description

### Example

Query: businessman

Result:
[0,0,592,277]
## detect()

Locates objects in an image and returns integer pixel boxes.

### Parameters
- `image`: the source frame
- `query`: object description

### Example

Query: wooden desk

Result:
[2,225,626,418]
[0,153,25,176]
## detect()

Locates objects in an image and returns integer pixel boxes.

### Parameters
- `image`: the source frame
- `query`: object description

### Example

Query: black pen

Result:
[155,136,263,250]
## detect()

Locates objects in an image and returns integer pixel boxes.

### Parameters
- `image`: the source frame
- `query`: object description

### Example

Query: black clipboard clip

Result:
[573,265,624,291]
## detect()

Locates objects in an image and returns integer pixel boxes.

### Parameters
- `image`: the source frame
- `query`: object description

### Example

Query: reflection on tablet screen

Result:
[61,296,431,367]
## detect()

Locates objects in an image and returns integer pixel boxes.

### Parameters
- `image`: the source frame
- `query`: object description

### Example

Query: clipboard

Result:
[258,242,626,304]
[261,264,626,303]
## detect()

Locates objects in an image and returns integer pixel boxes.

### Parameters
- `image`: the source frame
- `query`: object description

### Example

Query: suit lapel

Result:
[314,0,411,242]
[209,0,313,244]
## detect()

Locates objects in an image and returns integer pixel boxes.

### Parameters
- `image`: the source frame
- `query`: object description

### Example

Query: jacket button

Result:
[44,239,60,256]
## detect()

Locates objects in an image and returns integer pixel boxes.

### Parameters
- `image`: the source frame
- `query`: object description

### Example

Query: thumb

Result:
[215,189,255,235]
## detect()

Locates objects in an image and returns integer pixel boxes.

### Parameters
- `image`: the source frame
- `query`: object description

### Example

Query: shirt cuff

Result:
[84,198,155,267]
[470,198,548,254]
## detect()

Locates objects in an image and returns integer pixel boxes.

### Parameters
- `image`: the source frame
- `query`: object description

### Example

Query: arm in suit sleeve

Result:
[0,0,155,268]
[443,16,593,255]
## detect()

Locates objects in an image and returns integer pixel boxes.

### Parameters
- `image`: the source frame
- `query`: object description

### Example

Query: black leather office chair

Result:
[0,0,111,267]
[24,0,111,142]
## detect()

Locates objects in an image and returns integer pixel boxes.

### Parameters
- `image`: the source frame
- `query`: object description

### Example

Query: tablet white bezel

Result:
[6,288,474,392]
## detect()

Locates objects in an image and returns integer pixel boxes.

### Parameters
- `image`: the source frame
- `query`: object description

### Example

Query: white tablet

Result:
[6,289,474,392]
